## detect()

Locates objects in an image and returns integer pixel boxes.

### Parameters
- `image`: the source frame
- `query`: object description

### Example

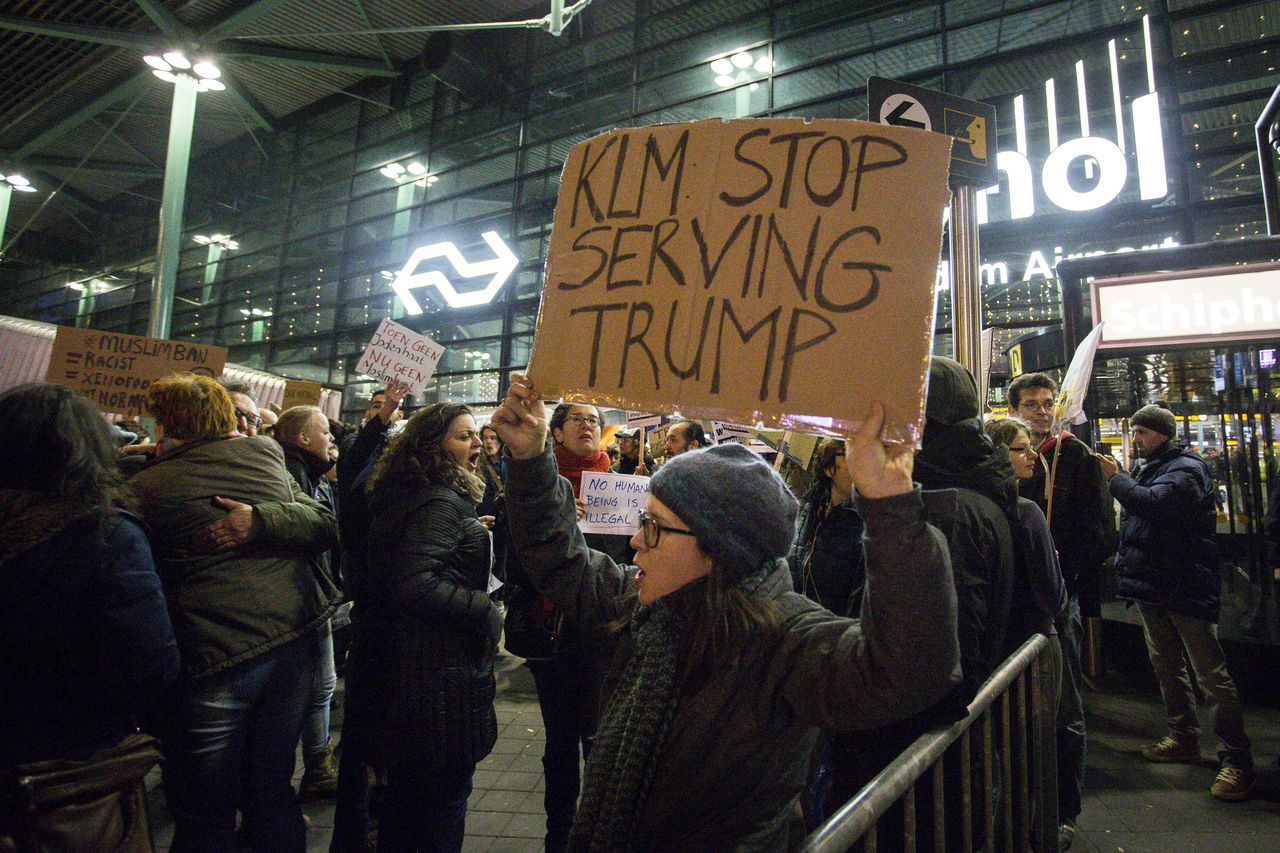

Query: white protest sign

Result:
[626,410,662,429]
[579,471,649,536]
[356,318,445,395]
[712,421,754,444]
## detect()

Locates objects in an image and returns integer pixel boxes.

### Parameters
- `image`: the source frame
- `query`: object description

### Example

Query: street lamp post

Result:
[143,51,224,339]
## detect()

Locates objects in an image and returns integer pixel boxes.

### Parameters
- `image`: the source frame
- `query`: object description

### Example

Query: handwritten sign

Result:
[527,118,952,442]
[712,421,755,444]
[356,318,444,395]
[626,410,662,429]
[46,326,227,417]
[282,379,324,411]
[580,471,649,536]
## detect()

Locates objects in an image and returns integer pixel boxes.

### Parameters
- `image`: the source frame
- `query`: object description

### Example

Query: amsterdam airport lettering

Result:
[557,126,910,404]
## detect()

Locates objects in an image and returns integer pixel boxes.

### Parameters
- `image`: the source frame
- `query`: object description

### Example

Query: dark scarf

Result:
[0,490,98,564]
[568,564,776,852]
[569,594,686,852]
[554,444,612,497]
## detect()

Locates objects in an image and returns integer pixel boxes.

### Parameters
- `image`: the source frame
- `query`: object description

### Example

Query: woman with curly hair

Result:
[344,403,499,851]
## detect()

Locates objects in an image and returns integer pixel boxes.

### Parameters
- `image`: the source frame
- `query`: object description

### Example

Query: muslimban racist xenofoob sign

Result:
[527,117,952,443]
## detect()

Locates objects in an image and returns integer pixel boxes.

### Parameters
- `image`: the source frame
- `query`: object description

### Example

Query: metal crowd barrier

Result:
[800,635,1059,853]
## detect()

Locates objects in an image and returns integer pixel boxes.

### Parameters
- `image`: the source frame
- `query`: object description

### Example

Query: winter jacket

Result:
[914,418,1017,712]
[282,443,340,592]
[1022,433,1114,609]
[128,436,341,679]
[0,503,179,766]
[1004,496,1066,655]
[1111,439,1219,622]
[787,483,865,617]
[345,478,498,770]
[505,448,960,851]
[337,417,392,607]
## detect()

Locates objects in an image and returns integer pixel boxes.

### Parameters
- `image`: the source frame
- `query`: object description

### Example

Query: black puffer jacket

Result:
[345,478,499,770]
[1111,439,1218,622]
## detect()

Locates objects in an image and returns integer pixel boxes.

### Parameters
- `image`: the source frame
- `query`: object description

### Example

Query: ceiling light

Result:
[731,51,753,68]
[710,58,734,75]
[406,161,426,175]
[192,61,220,79]
[754,56,772,73]
[4,174,30,187]
[425,174,438,184]
[143,55,171,71]
[68,282,86,292]
[11,184,36,193]
[715,74,737,87]
[153,69,179,84]
[163,51,191,69]
[193,235,212,245]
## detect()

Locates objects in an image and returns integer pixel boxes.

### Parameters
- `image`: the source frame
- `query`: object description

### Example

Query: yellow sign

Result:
[1008,344,1024,378]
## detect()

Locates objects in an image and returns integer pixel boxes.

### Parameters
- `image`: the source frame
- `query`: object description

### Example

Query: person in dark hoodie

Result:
[827,356,1019,849]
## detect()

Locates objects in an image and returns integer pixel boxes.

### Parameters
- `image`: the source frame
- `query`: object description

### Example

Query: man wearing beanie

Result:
[493,374,960,852]
[1099,403,1254,801]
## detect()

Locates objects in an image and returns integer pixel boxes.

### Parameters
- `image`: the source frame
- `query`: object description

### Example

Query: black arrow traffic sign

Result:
[886,100,927,129]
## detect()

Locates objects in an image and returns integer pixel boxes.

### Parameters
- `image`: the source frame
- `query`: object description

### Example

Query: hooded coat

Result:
[1111,438,1219,622]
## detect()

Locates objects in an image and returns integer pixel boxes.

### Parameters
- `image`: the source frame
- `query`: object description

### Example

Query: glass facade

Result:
[0,0,1273,420]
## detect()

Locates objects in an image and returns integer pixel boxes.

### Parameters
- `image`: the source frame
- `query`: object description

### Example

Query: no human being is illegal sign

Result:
[527,117,952,442]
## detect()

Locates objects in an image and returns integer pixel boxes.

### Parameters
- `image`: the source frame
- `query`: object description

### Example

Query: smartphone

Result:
[1094,442,1109,455]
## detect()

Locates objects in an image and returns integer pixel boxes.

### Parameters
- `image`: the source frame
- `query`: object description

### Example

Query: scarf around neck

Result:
[569,596,685,853]
[554,444,612,497]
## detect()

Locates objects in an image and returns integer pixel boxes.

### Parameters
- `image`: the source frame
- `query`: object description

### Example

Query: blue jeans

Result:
[161,636,316,853]
[302,624,337,756]
[1055,595,1087,822]
[377,762,473,852]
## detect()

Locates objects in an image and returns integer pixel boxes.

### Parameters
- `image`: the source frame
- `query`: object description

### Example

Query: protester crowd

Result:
[0,356,1256,853]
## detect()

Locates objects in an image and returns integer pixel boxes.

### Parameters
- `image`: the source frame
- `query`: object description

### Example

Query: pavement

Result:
[146,650,1280,852]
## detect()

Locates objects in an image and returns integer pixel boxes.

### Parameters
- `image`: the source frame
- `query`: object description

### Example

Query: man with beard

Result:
[1099,404,1254,802]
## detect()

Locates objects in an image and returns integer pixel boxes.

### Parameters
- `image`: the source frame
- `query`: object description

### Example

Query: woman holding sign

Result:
[491,374,960,852]
[343,403,498,851]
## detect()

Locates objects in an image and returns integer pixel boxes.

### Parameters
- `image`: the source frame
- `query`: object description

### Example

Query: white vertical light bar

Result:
[1142,13,1156,94]
[1108,38,1125,151]
[1014,94,1028,156]
[1075,60,1090,137]
[1045,78,1059,151]
[1133,92,1169,200]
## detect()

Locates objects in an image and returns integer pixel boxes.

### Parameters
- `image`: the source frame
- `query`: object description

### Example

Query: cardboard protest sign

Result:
[356,318,444,395]
[580,471,649,536]
[282,379,324,411]
[647,423,669,457]
[783,431,820,469]
[46,326,227,417]
[527,118,953,442]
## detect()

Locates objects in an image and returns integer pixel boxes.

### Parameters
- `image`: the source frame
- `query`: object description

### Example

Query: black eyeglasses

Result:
[235,409,265,429]
[637,510,696,549]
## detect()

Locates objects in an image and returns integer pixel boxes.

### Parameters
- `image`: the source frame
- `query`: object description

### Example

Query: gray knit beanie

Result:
[1131,404,1176,439]
[648,442,798,577]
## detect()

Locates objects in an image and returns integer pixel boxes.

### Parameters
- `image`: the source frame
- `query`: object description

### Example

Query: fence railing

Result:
[799,634,1059,853]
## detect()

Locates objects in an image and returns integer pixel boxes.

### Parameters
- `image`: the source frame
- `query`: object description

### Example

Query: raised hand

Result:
[379,380,410,425]
[490,373,548,460]
[846,402,914,499]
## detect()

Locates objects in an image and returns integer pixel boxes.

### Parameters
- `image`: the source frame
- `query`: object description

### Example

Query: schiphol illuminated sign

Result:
[1093,264,1280,349]
[391,231,519,314]
[977,14,1167,225]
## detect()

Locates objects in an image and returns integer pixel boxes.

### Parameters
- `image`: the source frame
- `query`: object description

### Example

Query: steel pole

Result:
[148,73,198,339]
[949,185,982,377]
